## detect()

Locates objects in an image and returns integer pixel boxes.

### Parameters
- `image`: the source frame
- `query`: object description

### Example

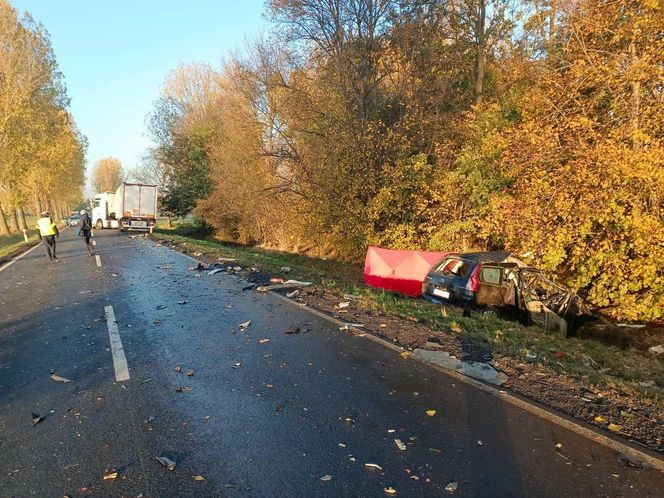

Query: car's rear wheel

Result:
[480,307,500,319]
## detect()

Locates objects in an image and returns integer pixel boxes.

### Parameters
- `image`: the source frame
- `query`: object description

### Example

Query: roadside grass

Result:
[0,219,68,260]
[153,223,664,398]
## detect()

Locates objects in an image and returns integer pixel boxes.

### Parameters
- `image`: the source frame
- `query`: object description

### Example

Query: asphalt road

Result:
[0,229,662,497]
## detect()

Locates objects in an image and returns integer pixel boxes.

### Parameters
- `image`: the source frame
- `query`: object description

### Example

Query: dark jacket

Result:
[78,214,93,236]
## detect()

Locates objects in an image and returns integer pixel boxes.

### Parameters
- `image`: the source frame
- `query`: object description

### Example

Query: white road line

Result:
[95,255,102,267]
[104,305,130,382]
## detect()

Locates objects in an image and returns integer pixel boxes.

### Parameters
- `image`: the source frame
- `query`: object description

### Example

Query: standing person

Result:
[78,209,96,256]
[35,211,59,260]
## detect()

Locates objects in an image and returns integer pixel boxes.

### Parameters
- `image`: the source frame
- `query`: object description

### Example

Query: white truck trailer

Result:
[114,182,158,232]
[92,192,119,229]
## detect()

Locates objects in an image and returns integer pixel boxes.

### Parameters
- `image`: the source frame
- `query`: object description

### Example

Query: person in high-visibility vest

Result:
[35,211,60,260]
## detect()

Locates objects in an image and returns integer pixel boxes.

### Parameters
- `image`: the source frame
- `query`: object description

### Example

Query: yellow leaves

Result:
[607,423,623,433]
[426,410,437,417]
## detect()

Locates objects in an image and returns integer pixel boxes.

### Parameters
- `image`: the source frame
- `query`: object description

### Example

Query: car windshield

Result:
[435,258,469,278]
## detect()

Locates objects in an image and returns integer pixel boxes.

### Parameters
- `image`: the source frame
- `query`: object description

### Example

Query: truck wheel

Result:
[96,219,103,229]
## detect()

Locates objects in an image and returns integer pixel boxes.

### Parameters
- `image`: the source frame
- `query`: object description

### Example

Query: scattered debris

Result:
[555,443,563,450]
[238,320,252,331]
[175,386,192,393]
[156,304,167,310]
[193,475,206,481]
[394,439,407,451]
[208,268,224,275]
[50,374,71,383]
[31,411,54,426]
[616,323,646,329]
[156,455,177,471]
[412,349,508,385]
[259,338,270,344]
[178,300,188,305]
[476,440,483,446]
[384,486,397,495]
[256,280,313,292]
[285,326,301,334]
[280,266,291,273]
[286,290,299,298]
[445,482,458,493]
[320,475,332,481]
[337,302,350,309]
[103,470,118,480]
[139,378,153,385]
[616,453,652,470]
[399,351,411,359]
[345,417,355,426]
[175,366,182,373]
[426,410,437,417]
[186,370,195,377]
[365,463,383,472]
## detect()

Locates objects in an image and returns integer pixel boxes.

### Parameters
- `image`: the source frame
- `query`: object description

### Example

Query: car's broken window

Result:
[436,258,468,277]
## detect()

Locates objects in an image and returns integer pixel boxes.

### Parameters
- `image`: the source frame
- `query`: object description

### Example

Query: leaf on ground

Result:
[320,475,332,481]
[259,338,270,344]
[193,475,205,481]
[608,423,623,433]
[364,463,383,471]
[238,320,251,330]
[426,410,436,417]
[103,471,118,480]
[445,481,458,493]
[594,416,605,424]
[384,487,397,494]
[399,351,411,359]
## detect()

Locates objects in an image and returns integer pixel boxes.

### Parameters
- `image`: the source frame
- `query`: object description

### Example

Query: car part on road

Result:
[156,455,177,471]
[256,279,313,292]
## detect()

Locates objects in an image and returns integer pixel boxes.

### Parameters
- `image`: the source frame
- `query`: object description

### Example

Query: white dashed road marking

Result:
[92,240,96,246]
[104,305,130,382]
[95,255,102,267]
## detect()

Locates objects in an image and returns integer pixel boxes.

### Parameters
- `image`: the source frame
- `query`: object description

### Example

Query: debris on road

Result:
[285,326,301,334]
[186,369,195,377]
[156,455,177,471]
[156,304,167,310]
[193,475,206,481]
[256,280,313,292]
[175,366,182,372]
[555,443,563,450]
[476,440,483,446]
[239,320,252,331]
[31,411,53,426]
[139,378,152,385]
[399,351,411,359]
[364,463,383,472]
[337,301,350,309]
[208,268,224,275]
[384,486,397,494]
[286,290,299,298]
[412,349,507,385]
[320,474,332,481]
[426,410,436,417]
[174,386,192,393]
[178,300,188,305]
[445,481,458,493]
[103,470,118,480]
[259,338,270,344]
[394,439,407,451]
[280,266,291,273]
[616,453,652,470]
[50,374,72,383]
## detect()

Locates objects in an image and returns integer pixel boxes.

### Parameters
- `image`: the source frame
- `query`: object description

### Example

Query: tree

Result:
[91,157,123,193]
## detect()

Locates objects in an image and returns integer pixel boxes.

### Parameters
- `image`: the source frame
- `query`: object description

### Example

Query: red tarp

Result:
[363,246,450,297]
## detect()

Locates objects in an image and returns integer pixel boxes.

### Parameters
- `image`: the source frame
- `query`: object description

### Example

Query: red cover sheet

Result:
[363,246,449,297]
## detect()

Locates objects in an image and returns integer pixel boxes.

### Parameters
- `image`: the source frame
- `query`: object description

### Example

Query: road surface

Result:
[0,229,662,497]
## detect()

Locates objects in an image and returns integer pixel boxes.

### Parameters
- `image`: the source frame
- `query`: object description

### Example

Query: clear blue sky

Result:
[12,0,267,191]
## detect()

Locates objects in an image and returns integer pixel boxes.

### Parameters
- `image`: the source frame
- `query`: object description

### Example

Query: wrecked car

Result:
[422,252,585,336]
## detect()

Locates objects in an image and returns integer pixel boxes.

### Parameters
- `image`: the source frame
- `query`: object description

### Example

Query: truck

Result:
[92,192,119,229]
[114,182,158,232]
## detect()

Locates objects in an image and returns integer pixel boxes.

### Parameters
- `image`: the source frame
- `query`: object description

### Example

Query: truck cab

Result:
[92,192,119,229]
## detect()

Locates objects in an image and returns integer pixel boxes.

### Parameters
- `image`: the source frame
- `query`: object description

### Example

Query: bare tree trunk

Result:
[0,204,10,236]
[629,40,641,152]
[8,207,18,233]
[474,0,487,105]
[17,207,27,231]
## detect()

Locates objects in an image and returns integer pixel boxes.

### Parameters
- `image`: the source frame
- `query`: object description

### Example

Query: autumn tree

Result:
[91,157,123,193]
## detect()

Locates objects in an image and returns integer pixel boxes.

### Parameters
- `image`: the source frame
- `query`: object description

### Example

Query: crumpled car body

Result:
[422,252,583,336]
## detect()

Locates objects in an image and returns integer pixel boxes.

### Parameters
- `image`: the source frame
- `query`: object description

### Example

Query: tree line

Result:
[146,0,663,321]
[0,0,86,233]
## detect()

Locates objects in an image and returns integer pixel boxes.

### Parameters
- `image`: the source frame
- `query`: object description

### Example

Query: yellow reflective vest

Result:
[36,217,57,236]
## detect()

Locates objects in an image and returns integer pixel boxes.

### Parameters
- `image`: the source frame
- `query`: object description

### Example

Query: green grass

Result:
[0,219,67,260]
[153,221,664,398]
